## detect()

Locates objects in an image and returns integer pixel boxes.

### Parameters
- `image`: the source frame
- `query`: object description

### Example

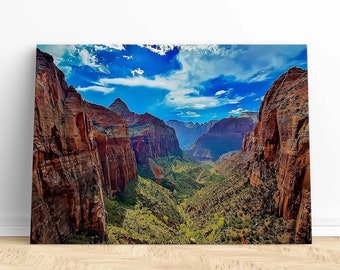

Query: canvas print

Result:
[31,44,311,244]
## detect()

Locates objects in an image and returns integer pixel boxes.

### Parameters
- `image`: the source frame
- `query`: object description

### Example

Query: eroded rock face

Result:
[84,102,138,196]
[187,116,257,162]
[109,99,180,164]
[242,67,311,243]
[31,49,137,243]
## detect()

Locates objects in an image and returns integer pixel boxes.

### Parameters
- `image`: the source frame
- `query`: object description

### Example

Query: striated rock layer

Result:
[218,67,311,243]
[84,102,137,196]
[31,49,137,244]
[109,98,180,164]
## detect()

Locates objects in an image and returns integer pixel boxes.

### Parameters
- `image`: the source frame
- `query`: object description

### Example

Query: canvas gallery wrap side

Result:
[31,45,311,244]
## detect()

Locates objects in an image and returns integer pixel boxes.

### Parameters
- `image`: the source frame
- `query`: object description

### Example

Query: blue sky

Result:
[37,44,307,123]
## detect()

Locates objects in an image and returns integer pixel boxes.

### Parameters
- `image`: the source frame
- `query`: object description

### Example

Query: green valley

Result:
[103,150,302,244]
[104,154,226,244]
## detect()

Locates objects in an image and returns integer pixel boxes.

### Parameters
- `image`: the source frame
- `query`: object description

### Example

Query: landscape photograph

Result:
[31,44,311,244]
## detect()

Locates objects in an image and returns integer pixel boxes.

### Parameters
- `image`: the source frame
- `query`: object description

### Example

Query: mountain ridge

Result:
[186,114,258,161]
[109,98,180,164]
[166,119,218,149]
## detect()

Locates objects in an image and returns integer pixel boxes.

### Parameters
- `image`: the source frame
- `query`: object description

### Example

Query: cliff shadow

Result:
[106,179,138,227]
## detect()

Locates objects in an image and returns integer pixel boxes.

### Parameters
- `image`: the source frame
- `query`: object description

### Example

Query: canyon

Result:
[31,49,311,244]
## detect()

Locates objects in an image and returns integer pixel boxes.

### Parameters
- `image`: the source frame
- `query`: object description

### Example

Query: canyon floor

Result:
[66,153,303,244]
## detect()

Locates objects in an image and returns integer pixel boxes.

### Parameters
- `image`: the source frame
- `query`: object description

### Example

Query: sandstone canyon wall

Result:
[219,67,310,243]
[31,49,137,243]
[84,102,137,196]
[109,98,180,164]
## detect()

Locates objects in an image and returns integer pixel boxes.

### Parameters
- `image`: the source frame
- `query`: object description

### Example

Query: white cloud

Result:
[176,44,306,84]
[139,44,175,56]
[79,48,97,66]
[78,48,110,74]
[76,85,115,94]
[179,45,239,57]
[179,111,201,118]
[186,111,201,117]
[105,44,126,51]
[93,45,107,51]
[123,55,133,60]
[174,45,251,87]
[254,95,264,101]
[99,72,245,110]
[94,44,125,51]
[39,45,113,75]
[214,90,227,96]
[229,108,248,115]
[99,76,169,88]
[41,44,306,90]
[226,96,245,104]
[165,90,244,110]
[131,67,144,76]
[83,44,305,110]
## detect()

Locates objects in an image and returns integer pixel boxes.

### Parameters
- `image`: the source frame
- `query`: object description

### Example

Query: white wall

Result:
[0,0,339,236]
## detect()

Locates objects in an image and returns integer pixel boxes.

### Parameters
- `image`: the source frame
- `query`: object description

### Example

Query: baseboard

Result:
[312,218,340,236]
[0,217,30,236]
[0,217,339,237]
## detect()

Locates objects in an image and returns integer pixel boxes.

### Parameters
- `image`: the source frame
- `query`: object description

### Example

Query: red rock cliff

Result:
[31,49,137,243]
[84,102,137,196]
[109,99,180,164]
[242,67,311,243]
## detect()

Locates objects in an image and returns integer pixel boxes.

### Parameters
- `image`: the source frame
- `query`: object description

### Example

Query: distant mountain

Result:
[109,99,180,164]
[186,115,258,162]
[166,120,217,149]
[239,111,259,122]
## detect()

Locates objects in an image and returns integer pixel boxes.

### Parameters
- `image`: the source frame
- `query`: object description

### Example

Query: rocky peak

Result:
[109,99,180,164]
[108,98,135,119]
